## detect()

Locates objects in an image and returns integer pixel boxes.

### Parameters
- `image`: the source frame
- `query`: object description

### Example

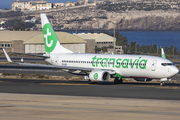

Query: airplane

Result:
[1,13,179,86]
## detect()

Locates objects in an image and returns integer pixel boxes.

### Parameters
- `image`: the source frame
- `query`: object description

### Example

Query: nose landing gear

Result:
[160,82,165,86]
[160,78,168,86]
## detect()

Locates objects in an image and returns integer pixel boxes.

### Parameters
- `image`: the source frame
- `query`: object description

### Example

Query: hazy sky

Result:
[0,0,79,9]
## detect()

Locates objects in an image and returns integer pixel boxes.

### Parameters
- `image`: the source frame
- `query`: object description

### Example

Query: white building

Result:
[53,2,75,8]
[0,21,6,25]
[11,0,52,11]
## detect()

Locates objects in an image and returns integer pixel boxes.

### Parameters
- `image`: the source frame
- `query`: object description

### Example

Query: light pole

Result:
[112,22,115,38]
[76,21,78,34]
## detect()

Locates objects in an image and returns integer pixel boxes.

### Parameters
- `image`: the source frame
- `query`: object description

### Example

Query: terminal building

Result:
[11,0,52,11]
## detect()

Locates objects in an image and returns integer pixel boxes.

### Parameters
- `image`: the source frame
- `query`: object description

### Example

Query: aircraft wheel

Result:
[160,82,165,86]
[88,79,93,84]
[88,80,97,84]
[114,78,123,84]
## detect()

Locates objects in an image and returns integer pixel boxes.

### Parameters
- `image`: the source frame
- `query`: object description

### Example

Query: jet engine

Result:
[89,70,110,82]
[134,78,152,81]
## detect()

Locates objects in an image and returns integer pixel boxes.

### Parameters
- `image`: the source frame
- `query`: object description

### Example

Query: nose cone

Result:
[171,67,179,76]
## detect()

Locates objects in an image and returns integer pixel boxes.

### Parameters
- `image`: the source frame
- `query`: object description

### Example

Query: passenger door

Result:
[151,60,157,71]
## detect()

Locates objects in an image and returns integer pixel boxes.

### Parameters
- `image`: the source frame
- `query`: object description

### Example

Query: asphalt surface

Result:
[0,78,180,100]
[0,63,180,101]
[0,64,72,76]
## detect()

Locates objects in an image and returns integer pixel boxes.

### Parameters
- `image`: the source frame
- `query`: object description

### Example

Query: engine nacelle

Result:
[134,78,152,81]
[89,70,110,82]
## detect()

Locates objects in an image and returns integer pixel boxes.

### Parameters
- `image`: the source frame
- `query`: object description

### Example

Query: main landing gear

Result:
[88,79,97,84]
[114,77,123,84]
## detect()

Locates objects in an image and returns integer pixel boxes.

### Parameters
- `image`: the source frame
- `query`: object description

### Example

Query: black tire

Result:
[114,78,123,84]
[88,80,97,84]
[88,79,93,84]
[160,82,165,86]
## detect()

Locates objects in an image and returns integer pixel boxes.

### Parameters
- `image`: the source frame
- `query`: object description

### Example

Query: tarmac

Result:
[0,93,180,120]
[0,64,180,119]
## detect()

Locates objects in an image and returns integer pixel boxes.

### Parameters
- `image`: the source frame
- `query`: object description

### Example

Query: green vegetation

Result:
[2,72,49,79]
[67,16,107,24]
[0,11,22,18]
[25,16,35,20]
[4,19,35,30]
[97,2,172,12]
[94,46,109,53]
[96,31,180,56]
[2,72,17,76]
[5,19,24,30]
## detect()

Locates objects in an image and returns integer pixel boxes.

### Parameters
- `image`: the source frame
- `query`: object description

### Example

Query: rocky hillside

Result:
[44,6,180,31]
[2,0,180,31]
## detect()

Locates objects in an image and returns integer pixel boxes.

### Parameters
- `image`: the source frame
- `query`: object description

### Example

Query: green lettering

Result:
[109,58,115,68]
[115,59,122,68]
[139,59,148,69]
[130,59,137,69]
[92,56,96,67]
[101,58,109,68]
[96,57,102,67]
[122,59,129,68]
[136,57,141,69]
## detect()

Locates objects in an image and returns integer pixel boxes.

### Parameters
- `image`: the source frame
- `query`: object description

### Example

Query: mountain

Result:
[2,0,180,31]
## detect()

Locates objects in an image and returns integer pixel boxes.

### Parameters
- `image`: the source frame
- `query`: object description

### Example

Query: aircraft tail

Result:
[40,13,73,54]
[161,47,166,59]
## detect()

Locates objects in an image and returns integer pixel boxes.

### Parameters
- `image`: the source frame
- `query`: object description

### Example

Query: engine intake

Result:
[89,70,110,82]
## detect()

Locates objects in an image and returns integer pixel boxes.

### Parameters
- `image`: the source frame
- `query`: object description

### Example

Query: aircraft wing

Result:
[11,52,50,58]
[1,48,115,75]
[18,62,116,74]
[18,62,92,71]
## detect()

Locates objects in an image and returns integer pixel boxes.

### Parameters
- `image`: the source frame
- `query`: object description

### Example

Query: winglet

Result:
[2,48,13,63]
[161,47,166,59]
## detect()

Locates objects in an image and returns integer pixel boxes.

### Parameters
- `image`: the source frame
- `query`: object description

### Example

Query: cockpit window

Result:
[161,63,174,66]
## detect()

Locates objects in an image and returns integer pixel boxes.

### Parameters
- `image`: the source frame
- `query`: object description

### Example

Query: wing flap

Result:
[18,62,92,71]
[11,52,49,58]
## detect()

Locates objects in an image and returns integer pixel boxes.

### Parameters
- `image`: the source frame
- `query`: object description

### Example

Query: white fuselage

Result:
[45,53,179,79]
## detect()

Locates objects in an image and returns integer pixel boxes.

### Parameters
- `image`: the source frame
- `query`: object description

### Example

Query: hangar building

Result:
[0,31,123,54]
[74,33,123,54]
[0,31,86,53]
[0,31,41,53]
[24,32,86,53]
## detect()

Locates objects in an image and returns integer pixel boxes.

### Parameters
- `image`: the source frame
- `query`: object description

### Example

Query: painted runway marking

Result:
[40,83,93,86]
[134,85,180,90]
